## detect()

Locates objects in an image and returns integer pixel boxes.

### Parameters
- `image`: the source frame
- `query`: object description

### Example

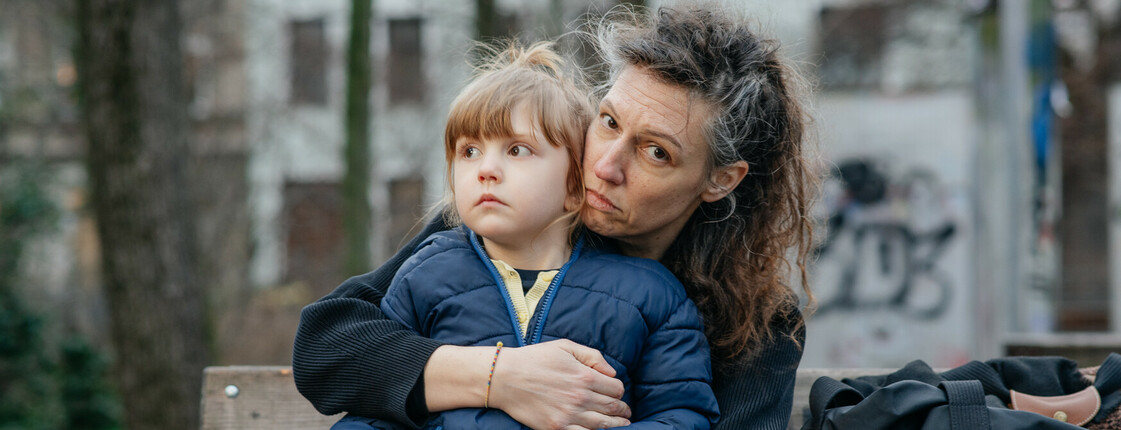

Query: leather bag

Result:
[802,353,1121,429]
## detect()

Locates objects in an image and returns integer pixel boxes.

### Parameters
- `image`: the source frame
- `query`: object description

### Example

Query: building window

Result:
[388,18,425,105]
[385,177,426,255]
[283,181,343,295]
[289,18,328,106]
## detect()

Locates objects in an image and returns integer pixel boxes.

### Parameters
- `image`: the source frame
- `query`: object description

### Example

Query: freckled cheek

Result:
[637,178,693,217]
[583,135,612,170]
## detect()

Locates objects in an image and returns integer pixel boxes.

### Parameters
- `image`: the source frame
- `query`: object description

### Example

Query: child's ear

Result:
[701,160,749,203]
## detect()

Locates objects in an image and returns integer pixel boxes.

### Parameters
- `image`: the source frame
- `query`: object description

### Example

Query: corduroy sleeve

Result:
[710,308,805,430]
[292,216,450,427]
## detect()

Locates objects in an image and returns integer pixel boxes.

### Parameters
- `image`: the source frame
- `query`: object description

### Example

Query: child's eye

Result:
[464,147,481,159]
[508,144,531,157]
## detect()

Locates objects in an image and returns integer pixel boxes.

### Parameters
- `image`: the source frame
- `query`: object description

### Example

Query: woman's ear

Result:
[701,160,749,202]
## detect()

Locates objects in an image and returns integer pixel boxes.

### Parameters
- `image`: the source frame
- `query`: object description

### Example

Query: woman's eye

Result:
[643,146,669,161]
[600,114,618,130]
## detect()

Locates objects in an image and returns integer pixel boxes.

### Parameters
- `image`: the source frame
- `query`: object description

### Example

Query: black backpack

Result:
[803,353,1121,429]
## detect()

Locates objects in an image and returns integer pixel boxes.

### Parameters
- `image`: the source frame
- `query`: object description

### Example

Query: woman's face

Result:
[581,67,744,260]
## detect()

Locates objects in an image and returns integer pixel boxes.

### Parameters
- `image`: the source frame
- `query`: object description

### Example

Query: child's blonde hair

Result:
[442,41,593,228]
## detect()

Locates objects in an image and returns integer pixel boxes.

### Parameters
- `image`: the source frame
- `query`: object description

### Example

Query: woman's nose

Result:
[591,139,626,185]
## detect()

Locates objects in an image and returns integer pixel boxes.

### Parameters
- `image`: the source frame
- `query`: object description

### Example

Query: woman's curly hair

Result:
[590,2,820,369]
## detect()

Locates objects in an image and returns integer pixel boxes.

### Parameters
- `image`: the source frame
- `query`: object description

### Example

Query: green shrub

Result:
[0,162,120,430]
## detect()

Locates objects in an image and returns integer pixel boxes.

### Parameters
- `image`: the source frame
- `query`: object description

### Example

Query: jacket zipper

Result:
[468,228,585,346]
[468,229,529,346]
[527,237,583,344]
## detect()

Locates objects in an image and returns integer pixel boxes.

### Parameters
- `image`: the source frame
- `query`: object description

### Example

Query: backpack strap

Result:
[1093,353,1121,422]
[1094,353,1121,394]
[806,377,864,430]
[942,380,992,430]
[941,360,1009,398]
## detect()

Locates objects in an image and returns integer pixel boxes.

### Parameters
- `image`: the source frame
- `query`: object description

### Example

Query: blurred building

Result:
[744,0,1121,368]
[2,0,1120,367]
[778,0,982,368]
[244,0,618,296]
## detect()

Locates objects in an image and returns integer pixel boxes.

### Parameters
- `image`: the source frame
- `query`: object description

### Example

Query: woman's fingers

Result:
[487,340,631,429]
[577,410,632,428]
[558,409,632,429]
[559,339,617,378]
[588,372,627,407]
[580,390,632,422]
[542,340,628,410]
[562,409,632,429]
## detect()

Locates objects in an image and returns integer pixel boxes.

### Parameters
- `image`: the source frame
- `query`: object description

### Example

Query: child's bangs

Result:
[531,86,585,151]
[445,82,516,148]
[445,70,546,154]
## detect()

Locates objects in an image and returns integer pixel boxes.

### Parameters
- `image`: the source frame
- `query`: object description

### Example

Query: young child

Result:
[334,42,718,429]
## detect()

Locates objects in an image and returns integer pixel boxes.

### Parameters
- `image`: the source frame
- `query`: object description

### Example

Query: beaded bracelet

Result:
[484,341,504,408]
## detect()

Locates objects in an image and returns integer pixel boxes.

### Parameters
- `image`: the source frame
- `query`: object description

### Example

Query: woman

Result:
[293,3,817,429]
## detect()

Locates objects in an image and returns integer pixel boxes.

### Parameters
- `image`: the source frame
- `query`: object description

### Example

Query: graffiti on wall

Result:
[813,159,960,320]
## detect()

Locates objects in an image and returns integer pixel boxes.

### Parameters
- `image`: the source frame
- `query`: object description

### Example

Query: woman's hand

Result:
[424,340,631,429]
[489,339,632,429]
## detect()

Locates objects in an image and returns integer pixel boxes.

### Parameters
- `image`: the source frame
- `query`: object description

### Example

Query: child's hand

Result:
[490,339,632,429]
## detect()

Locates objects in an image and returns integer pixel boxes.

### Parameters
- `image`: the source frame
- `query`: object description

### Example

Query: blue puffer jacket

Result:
[378,226,719,429]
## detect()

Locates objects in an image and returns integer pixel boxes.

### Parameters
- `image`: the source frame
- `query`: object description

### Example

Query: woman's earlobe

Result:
[702,160,749,202]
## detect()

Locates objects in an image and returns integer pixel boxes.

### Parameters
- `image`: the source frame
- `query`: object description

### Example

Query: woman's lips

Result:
[586,190,618,212]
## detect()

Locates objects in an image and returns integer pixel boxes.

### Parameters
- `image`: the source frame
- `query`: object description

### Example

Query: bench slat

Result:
[199,365,894,430]
[201,366,342,430]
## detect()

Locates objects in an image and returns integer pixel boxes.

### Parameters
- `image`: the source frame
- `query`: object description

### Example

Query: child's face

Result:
[453,105,576,246]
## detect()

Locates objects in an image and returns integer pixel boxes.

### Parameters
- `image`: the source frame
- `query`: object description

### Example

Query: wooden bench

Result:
[201,366,342,429]
[200,366,892,429]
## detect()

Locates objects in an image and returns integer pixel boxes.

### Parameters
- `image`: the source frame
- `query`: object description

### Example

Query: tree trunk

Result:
[75,0,209,428]
[1056,10,1120,331]
[343,0,373,276]
[476,0,499,40]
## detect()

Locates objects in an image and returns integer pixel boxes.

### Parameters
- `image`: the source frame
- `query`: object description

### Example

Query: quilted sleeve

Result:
[628,296,720,429]
[380,251,431,335]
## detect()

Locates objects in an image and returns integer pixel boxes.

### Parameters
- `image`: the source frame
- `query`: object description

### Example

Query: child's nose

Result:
[478,154,502,182]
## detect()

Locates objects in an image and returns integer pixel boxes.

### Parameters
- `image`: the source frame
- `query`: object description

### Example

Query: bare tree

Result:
[75,0,210,428]
[343,0,373,276]
[476,0,498,40]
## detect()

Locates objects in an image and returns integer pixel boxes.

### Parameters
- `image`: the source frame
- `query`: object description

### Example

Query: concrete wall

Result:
[711,0,990,368]
[802,92,977,367]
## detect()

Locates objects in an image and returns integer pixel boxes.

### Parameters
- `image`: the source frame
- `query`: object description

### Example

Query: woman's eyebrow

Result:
[603,99,683,151]
[602,98,617,114]
[643,129,682,151]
